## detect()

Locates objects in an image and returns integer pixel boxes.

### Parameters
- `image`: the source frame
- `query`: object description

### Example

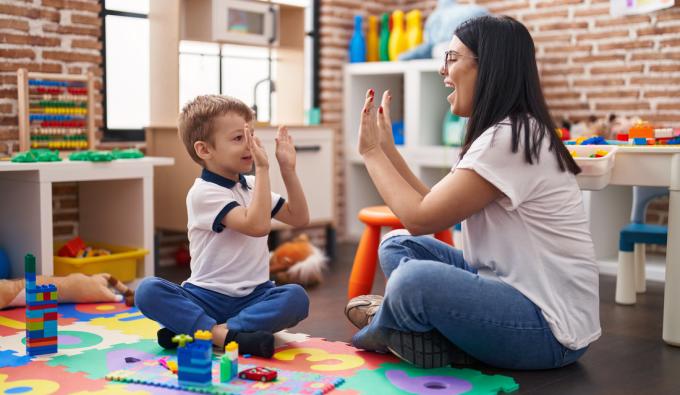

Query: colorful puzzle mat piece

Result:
[47,339,173,379]
[106,359,345,395]
[244,337,400,376]
[0,302,519,395]
[342,363,519,395]
[89,311,161,340]
[58,303,136,320]
[0,360,109,394]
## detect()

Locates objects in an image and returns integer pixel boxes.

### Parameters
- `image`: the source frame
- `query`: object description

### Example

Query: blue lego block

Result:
[26,309,43,319]
[633,137,647,145]
[27,330,44,338]
[44,321,57,335]
[27,345,57,356]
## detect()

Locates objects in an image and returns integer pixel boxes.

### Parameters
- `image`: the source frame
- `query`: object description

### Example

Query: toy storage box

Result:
[53,242,148,282]
[570,145,618,190]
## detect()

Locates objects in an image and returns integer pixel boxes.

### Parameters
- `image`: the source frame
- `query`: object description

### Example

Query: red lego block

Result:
[57,236,86,258]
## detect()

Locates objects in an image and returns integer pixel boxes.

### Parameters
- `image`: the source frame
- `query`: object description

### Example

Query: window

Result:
[179,42,220,109]
[179,42,274,123]
[102,0,150,141]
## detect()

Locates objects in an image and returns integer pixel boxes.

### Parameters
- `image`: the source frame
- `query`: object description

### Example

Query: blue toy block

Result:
[26,309,42,319]
[27,345,57,356]
[44,320,57,334]
[633,137,647,145]
[27,330,45,338]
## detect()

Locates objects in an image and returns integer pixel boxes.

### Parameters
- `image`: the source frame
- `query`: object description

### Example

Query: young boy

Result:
[136,95,310,358]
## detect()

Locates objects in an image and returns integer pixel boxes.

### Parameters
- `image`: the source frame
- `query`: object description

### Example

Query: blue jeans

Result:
[135,278,309,335]
[352,235,588,370]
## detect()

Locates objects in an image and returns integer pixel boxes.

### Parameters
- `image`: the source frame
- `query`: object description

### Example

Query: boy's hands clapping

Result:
[275,126,296,172]
[245,124,269,169]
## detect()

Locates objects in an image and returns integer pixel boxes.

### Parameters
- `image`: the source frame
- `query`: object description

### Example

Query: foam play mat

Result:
[0,302,519,394]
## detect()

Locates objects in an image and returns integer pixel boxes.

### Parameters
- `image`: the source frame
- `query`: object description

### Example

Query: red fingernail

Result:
[379,106,383,114]
[369,96,373,102]
[368,89,374,96]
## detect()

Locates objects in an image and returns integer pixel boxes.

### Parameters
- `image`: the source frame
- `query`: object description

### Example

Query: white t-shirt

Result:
[455,119,601,350]
[183,169,285,297]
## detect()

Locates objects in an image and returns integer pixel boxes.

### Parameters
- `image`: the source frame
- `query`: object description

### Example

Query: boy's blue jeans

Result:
[353,235,589,370]
[135,278,309,335]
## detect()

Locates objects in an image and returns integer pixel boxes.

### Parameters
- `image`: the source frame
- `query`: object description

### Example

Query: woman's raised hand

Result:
[358,89,381,156]
[376,90,395,149]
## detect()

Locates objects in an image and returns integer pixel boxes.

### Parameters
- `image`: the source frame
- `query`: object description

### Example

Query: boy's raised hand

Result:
[275,126,296,172]
[245,124,269,169]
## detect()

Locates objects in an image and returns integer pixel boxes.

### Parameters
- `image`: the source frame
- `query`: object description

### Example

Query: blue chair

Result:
[616,187,669,305]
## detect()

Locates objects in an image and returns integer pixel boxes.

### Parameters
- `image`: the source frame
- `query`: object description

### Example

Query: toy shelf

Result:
[343,59,461,239]
[17,69,96,152]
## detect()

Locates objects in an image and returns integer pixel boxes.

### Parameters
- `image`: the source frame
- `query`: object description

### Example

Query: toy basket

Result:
[54,242,148,282]
[570,145,618,190]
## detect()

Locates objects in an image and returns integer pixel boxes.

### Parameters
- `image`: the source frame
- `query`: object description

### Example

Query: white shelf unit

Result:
[343,60,462,240]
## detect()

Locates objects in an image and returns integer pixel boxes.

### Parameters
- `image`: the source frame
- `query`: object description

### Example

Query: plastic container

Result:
[54,242,148,282]
[570,145,618,190]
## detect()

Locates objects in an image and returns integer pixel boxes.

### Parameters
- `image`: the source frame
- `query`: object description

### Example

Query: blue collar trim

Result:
[201,168,250,190]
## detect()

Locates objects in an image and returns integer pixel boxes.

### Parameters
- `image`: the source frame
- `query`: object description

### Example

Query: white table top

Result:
[0,157,174,172]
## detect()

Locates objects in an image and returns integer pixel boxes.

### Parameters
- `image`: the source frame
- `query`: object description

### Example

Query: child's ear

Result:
[194,140,211,161]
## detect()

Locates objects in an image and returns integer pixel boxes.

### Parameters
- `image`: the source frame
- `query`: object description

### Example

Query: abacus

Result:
[17,69,96,152]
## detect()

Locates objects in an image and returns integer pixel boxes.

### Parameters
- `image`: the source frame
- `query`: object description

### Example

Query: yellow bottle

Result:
[366,15,379,62]
[406,9,423,50]
[388,10,408,61]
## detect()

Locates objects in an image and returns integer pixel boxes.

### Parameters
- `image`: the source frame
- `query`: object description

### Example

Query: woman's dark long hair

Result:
[455,15,581,175]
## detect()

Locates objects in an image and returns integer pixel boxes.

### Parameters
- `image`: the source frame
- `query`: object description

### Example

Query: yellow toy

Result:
[388,10,408,60]
[405,10,423,50]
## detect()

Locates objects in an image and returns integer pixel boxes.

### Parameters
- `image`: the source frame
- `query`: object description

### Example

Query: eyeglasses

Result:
[443,50,478,70]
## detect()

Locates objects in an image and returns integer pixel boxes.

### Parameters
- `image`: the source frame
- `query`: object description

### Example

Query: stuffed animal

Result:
[269,234,327,288]
[399,0,488,61]
[0,272,134,309]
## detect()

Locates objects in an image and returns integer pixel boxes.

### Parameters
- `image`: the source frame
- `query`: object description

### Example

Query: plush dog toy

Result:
[399,0,489,61]
[0,272,134,309]
[269,234,327,288]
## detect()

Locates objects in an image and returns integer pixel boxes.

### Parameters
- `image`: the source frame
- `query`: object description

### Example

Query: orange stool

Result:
[347,205,454,299]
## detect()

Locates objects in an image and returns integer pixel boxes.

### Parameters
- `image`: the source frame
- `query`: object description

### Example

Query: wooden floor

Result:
[158,242,680,395]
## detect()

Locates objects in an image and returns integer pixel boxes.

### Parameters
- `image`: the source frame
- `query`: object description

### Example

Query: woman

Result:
[344,15,600,370]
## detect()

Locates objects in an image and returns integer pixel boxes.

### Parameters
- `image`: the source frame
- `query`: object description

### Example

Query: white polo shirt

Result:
[455,118,601,350]
[183,169,285,297]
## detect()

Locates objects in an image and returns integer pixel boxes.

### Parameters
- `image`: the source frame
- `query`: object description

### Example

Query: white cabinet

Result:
[256,126,335,229]
[343,60,461,240]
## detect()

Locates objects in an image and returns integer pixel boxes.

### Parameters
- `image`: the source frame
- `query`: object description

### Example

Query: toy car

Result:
[238,367,277,382]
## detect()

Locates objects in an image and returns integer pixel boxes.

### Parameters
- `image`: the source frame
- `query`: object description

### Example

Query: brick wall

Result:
[319,0,395,237]
[321,0,678,239]
[0,0,103,239]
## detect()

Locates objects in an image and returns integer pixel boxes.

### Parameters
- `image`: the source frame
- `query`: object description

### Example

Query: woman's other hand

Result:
[358,89,381,156]
[377,90,395,150]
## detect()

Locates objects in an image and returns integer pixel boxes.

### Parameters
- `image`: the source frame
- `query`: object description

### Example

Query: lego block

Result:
[27,344,57,356]
[44,312,57,321]
[27,329,45,338]
[26,321,44,331]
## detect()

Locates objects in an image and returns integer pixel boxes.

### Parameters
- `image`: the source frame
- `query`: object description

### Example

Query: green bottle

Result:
[378,13,390,61]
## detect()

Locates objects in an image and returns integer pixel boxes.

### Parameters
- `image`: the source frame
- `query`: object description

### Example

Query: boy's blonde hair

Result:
[178,94,254,165]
